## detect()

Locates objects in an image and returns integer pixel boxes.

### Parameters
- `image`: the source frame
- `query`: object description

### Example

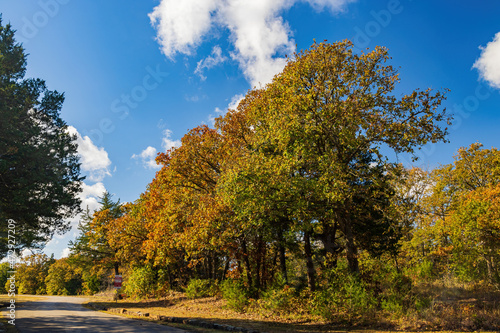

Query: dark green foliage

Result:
[0,262,9,293]
[221,279,249,312]
[82,274,101,295]
[185,279,217,299]
[311,261,375,322]
[0,19,83,256]
[68,192,123,274]
[125,265,156,298]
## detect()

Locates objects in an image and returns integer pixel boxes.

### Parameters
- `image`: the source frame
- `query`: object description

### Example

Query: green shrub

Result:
[83,274,101,295]
[0,262,10,294]
[415,258,435,281]
[360,252,428,317]
[311,264,375,322]
[36,286,46,295]
[260,285,298,313]
[221,279,248,312]
[185,279,217,299]
[125,265,156,298]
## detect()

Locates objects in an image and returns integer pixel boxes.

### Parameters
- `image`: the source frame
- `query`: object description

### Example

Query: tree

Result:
[0,262,9,293]
[68,192,123,275]
[0,19,83,256]
[106,202,148,268]
[45,258,83,295]
[449,183,500,285]
[16,253,55,294]
[144,126,234,283]
[228,41,450,281]
[408,143,500,284]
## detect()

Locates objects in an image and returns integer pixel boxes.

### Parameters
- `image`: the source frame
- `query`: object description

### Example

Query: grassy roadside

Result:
[83,282,500,333]
[82,300,229,333]
[2,286,498,333]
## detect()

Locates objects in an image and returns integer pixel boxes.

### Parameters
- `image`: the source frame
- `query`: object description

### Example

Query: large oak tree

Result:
[222,41,450,287]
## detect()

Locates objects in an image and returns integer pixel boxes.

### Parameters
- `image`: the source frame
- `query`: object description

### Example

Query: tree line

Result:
[2,18,499,321]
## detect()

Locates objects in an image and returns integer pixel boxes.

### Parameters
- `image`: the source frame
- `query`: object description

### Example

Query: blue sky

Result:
[1,0,499,258]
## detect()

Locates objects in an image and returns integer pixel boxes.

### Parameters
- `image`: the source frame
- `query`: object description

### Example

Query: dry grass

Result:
[399,280,500,331]
[85,283,500,333]
[3,284,499,333]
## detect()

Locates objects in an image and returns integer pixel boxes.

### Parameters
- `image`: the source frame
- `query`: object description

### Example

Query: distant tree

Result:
[0,19,83,256]
[45,258,82,295]
[0,262,9,293]
[68,192,123,275]
[409,143,500,285]
[16,253,55,294]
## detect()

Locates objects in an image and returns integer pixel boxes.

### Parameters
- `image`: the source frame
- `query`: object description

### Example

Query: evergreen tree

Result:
[0,18,83,256]
[69,192,123,275]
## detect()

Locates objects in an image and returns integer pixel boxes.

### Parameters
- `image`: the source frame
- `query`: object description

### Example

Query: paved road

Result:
[12,296,187,333]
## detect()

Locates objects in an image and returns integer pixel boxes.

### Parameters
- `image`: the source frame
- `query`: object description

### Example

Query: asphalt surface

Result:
[11,296,187,333]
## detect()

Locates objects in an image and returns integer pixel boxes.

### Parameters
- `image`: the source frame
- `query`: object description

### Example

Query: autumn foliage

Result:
[15,41,498,328]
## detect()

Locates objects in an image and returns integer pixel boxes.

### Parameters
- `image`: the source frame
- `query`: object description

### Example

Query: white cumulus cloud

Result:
[473,32,500,89]
[162,129,182,152]
[149,0,354,87]
[67,126,112,182]
[149,0,221,58]
[132,129,181,170]
[79,182,107,212]
[61,247,71,258]
[132,146,160,170]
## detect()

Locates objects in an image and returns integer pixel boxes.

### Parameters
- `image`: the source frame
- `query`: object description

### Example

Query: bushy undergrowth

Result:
[83,274,101,295]
[221,279,249,312]
[257,285,312,317]
[185,279,218,299]
[311,264,375,322]
[125,265,156,298]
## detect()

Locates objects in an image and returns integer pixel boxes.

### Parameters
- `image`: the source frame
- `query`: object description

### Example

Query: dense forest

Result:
[3,40,500,328]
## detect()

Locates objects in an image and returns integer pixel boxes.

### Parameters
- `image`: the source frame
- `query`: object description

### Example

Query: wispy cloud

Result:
[195,45,227,80]
[67,126,112,182]
[209,93,244,126]
[149,0,354,87]
[474,32,500,89]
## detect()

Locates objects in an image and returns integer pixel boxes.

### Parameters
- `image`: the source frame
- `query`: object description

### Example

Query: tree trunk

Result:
[255,239,262,291]
[279,242,288,284]
[261,240,268,290]
[207,254,213,280]
[304,230,316,292]
[221,256,230,282]
[277,228,288,284]
[241,239,253,287]
[319,221,339,269]
[342,218,359,273]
